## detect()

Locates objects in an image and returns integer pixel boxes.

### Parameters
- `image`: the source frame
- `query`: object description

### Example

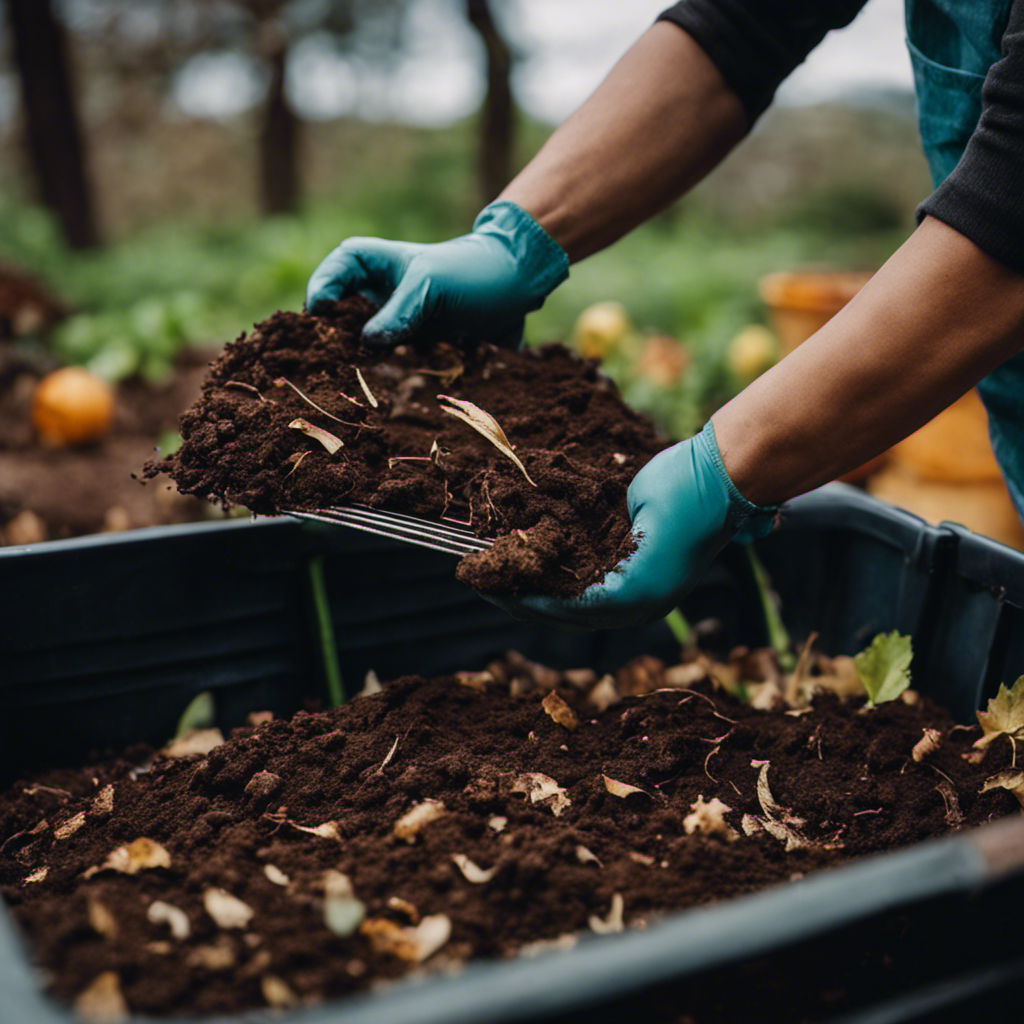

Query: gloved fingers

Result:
[361,265,432,347]
[305,238,410,312]
[477,591,594,634]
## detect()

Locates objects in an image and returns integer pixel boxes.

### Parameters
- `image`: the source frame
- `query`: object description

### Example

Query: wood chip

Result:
[84,838,171,878]
[55,811,86,840]
[602,775,651,800]
[324,870,365,937]
[394,799,447,842]
[510,772,571,816]
[289,417,343,454]
[682,795,738,839]
[452,853,497,883]
[629,851,655,866]
[912,728,942,762]
[164,728,224,759]
[437,394,536,486]
[91,785,114,815]
[541,690,579,731]
[263,863,290,886]
[88,898,119,939]
[261,975,299,1009]
[355,367,378,408]
[360,913,451,962]
[74,972,128,1023]
[147,900,190,940]
[487,815,507,832]
[203,888,254,929]
[588,893,624,935]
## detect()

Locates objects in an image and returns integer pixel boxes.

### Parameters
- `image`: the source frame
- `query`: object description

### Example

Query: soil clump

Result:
[146,297,667,597]
[1,650,1018,1020]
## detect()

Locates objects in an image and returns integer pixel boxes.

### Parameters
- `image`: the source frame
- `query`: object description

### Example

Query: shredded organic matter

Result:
[144,297,667,597]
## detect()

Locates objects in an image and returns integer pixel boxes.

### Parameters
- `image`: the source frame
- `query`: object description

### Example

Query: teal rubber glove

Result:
[305,200,569,348]
[486,421,777,631]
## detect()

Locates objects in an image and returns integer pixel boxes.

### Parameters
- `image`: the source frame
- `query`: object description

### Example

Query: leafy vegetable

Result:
[853,631,913,707]
[975,676,1024,751]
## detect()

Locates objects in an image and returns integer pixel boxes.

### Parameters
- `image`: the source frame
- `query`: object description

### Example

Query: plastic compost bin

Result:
[1,483,1024,1024]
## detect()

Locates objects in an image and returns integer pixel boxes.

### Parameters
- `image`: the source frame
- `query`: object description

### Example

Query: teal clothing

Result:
[907,0,1024,521]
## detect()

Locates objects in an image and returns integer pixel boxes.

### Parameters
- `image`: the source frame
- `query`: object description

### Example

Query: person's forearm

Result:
[500,22,747,263]
[713,216,1024,506]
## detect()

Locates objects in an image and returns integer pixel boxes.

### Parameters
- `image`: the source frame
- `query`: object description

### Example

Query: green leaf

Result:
[854,631,913,707]
[175,691,216,738]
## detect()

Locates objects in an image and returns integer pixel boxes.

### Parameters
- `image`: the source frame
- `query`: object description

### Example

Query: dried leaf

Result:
[24,866,48,884]
[749,762,810,851]
[165,728,224,759]
[602,775,651,800]
[510,772,571,817]
[261,975,299,1009]
[854,631,913,707]
[935,780,964,827]
[437,394,536,486]
[248,710,274,727]
[487,815,507,832]
[360,669,382,696]
[55,811,86,840]
[811,655,865,698]
[377,735,400,773]
[394,799,447,842]
[263,863,290,887]
[355,367,379,408]
[147,901,190,940]
[387,896,420,923]
[360,913,451,962]
[91,785,114,815]
[88,898,119,939]
[981,770,1024,808]
[575,844,602,866]
[975,676,1024,750]
[542,691,579,731]
[204,888,254,929]
[682,796,738,839]
[588,675,621,712]
[455,670,492,692]
[663,663,708,689]
[912,728,942,762]
[289,417,343,454]
[84,838,171,878]
[588,893,624,935]
[290,820,340,840]
[187,938,236,971]
[74,972,128,1023]
[452,853,497,883]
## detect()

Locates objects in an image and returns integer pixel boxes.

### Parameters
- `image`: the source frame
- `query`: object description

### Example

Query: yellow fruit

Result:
[572,301,630,359]
[727,325,777,380]
[33,367,115,446]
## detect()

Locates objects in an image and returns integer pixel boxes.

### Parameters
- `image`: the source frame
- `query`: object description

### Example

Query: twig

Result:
[275,377,359,426]
[224,380,266,401]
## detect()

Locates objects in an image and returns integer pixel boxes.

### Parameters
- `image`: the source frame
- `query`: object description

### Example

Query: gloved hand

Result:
[306,200,569,348]
[486,421,777,631]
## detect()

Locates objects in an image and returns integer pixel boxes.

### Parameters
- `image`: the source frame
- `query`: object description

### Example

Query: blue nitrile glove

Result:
[486,421,777,631]
[305,200,569,348]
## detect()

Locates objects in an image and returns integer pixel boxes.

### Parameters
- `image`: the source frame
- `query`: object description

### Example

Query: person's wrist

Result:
[699,420,777,537]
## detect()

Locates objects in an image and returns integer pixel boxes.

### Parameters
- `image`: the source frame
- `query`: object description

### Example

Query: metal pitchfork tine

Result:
[285,504,493,557]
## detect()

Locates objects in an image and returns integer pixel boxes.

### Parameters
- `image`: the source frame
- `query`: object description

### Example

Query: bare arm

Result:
[714,216,1024,505]
[500,22,747,263]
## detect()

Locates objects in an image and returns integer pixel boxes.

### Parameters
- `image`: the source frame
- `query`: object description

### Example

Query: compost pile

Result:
[146,297,667,597]
[1,648,1020,1021]
[0,351,210,544]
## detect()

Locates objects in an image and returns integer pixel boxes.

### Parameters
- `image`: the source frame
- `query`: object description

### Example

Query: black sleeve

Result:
[919,4,1024,276]
[656,0,868,123]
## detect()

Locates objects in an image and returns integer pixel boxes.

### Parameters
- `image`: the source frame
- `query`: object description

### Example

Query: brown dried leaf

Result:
[455,670,493,692]
[588,675,621,712]
[289,417,343,454]
[602,775,651,800]
[360,913,451,962]
[88,898,119,939]
[487,815,507,832]
[355,367,379,408]
[975,676,1024,750]
[663,663,708,689]
[394,799,447,842]
[575,844,602,866]
[84,837,171,878]
[147,900,190,940]
[55,811,86,840]
[437,394,536,486]
[452,853,497,883]
[912,728,942,762]
[510,772,571,816]
[165,728,224,759]
[588,893,624,935]
[542,690,579,731]
[682,796,738,839]
[24,866,48,884]
[74,972,128,1023]
[981,770,1024,808]
[203,888,254,929]
[91,785,114,815]
[289,820,340,840]
[261,975,299,1009]
[387,896,420,923]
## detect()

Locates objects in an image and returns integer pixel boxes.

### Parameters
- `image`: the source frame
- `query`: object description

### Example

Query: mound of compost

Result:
[1,650,1018,1021]
[0,350,212,544]
[145,297,667,598]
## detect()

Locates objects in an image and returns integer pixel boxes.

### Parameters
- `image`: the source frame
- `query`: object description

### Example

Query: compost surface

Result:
[0,349,211,543]
[1,651,1018,1021]
[147,297,667,597]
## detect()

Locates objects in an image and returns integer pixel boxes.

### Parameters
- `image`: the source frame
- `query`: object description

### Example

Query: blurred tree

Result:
[5,0,99,248]
[465,0,514,205]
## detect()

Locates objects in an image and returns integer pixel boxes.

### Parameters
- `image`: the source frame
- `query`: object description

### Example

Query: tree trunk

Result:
[5,0,99,249]
[466,0,515,206]
[258,24,300,215]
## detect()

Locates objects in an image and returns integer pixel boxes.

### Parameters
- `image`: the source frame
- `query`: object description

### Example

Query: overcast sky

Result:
[175,0,914,125]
